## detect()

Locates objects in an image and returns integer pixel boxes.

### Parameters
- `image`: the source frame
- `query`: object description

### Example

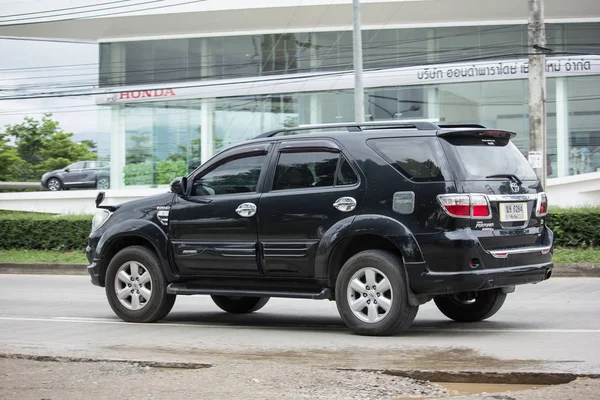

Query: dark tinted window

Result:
[192,155,265,196]
[337,157,358,185]
[273,152,359,190]
[441,136,537,180]
[368,138,447,182]
[274,152,337,190]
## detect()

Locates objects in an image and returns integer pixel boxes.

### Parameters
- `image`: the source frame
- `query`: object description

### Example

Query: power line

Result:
[2,23,598,76]
[0,25,531,73]
[1,0,136,18]
[1,42,547,84]
[0,0,168,23]
[14,46,597,92]
[6,49,596,101]
[0,0,208,26]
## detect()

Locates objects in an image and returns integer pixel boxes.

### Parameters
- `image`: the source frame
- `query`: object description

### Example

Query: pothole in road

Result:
[394,382,549,399]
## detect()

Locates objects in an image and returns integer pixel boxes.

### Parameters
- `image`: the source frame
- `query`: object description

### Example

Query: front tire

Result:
[105,246,176,323]
[47,177,62,191]
[211,296,270,314]
[434,289,507,322]
[335,250,418,336]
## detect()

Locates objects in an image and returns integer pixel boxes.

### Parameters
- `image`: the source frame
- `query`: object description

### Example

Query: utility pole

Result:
[352,0,365,123]
[528,0,547,188]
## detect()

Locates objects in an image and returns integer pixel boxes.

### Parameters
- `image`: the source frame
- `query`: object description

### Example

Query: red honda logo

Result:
[119,89,176,100]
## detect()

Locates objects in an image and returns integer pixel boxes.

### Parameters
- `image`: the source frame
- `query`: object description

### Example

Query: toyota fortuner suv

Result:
[86,122,553,336]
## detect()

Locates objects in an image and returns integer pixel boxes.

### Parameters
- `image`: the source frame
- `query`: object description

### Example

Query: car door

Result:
[168,143,273,277]
[257,139,365,278]
[80,161,100,188]
[62,161,86,187]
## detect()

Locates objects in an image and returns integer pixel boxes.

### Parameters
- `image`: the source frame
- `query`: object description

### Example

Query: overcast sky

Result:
[0,38,105,142]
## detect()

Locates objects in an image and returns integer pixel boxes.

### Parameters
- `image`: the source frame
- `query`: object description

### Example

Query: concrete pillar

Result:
[426,86,440,122]
[310,94,322,124]
[109,105,126,189]
[201,99,215,163]
[556,78,569,177]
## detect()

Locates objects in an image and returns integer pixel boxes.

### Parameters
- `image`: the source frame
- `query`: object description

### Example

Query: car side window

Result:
[69,162,85,170]
[337,157,358,186]
[85,161,97,169]
[368,138,446,182]
[273,152,358,191]
[191,154,265,196]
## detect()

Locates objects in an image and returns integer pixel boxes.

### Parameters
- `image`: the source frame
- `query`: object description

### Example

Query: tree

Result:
[0,132,24,181]
[0,114,97,182]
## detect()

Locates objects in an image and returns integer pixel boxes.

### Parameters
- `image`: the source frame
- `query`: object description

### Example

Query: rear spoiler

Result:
[437,128,517,140]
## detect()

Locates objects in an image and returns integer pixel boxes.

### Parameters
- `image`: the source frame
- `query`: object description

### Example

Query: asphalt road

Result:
[0,275,599,374]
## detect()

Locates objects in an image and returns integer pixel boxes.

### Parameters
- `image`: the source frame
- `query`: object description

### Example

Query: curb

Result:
[0,262,599,277]
[552,263,600,277]
[0,262,87,275]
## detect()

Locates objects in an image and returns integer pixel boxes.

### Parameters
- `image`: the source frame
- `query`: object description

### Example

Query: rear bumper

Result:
[407,261,552,295]
[409,227,554,295]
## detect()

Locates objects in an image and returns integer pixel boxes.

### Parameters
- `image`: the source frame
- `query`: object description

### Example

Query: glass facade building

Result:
[97,23,600,188]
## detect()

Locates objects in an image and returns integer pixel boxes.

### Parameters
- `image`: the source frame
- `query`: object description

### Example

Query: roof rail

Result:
[255,120,441,138]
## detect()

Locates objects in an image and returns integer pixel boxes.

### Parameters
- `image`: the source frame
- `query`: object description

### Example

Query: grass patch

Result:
[0,249,87,264]
[553,247,600,264]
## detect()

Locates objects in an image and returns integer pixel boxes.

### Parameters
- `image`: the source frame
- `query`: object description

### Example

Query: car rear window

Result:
[440,136,537,181]
[367,137,449,182]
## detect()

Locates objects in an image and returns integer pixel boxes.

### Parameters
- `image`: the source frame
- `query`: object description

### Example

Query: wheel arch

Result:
[316,214,430,306]
[95,220,173,287]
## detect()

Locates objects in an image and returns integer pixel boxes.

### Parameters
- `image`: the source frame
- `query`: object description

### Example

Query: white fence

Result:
[0,174,599,215]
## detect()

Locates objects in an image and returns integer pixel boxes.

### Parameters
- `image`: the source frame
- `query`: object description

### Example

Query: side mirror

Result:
[64,168,70,172]
[170,177,187,197]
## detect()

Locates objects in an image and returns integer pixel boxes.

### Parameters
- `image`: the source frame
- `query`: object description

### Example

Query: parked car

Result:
[86,122,553,336]
[41,161,110,191]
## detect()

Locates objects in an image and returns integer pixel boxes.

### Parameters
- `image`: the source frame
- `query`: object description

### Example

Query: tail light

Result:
[438,194,491,219]
[536,193,548,217]
[471,194,491,218]
[438,195,471,218]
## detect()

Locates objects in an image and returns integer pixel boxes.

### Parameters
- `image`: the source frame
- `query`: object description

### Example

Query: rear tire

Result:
[97,177,110,190]
[105,246,176,323]
[335,250,418,336]
[434,289,507,322]
[211,296,270,314]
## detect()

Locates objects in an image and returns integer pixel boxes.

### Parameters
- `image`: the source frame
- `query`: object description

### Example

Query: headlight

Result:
[91,209,112,232]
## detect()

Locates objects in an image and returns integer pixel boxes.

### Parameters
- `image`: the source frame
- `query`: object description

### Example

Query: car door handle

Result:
[333,197,357,212]
[235,202,257,217]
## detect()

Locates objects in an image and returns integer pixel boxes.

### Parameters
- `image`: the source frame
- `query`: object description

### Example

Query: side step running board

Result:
[167,284,332,300]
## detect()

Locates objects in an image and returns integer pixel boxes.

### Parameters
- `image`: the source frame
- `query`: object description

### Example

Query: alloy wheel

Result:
[346,267,393,323]
[114,261,152,311]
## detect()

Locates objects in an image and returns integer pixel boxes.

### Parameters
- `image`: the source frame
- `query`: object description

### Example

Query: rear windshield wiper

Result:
[485,174,523,185]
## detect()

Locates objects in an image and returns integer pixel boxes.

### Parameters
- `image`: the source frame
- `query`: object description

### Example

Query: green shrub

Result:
[0,212,91,250]
[0,207,598,251]
[156,160,187,184]
[546,207,600,248]
[123,161,154,185]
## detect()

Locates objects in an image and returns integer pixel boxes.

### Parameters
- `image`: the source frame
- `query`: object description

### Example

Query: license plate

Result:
[499,202,528,222]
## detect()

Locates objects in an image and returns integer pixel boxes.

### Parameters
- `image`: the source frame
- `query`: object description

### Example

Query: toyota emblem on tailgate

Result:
[510,181,520,193]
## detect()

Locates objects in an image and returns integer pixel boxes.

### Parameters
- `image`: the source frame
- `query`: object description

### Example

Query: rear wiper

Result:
[485,174,522,185]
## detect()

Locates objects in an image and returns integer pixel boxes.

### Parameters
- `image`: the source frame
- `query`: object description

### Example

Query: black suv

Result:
[86,122,553,336]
